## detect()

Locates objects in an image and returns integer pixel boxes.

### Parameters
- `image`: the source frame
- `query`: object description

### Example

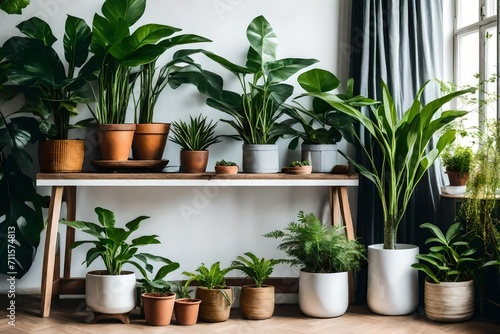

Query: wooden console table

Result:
[36,172,359,317]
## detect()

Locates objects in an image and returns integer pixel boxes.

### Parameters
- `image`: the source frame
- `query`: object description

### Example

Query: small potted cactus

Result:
[215,160,239,174]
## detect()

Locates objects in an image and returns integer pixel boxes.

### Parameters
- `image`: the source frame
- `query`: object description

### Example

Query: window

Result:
[454,0,498,132]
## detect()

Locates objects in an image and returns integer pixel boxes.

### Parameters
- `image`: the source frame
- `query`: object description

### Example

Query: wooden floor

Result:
[1,295,499,334]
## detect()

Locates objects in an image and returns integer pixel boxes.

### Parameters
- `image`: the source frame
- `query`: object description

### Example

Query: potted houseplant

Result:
[182,262,234,322]
[300,70,472,315]
[231,252,285,320]
[1,16,94,172]
[169,15,317,173]
[60,207,160,316]
[172,280,202,326]
[170,114,222,173]
[282,160,312,174]
[214,159,238,175]
[442,145,473,186]
[412,222,479,322]
[264,211,365,318]
[136,254,180,326]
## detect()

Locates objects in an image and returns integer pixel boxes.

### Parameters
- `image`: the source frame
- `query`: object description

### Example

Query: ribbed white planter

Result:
[85,271,137,314]
[424,279,474,322]
[367,244,419,315]
[298,270,348,318]
[242,144,279,173]
[301,144,337,173]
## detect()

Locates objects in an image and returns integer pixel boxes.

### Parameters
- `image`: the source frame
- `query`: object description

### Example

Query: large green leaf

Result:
[204,51,251,75]
[91,14,130,55]
[101,0,146,26]
[16,17,56,47]
[0,0,30,14]
[298,68,340,93]
[95,207,116,228]
[158,34,211,50]
[64,15,91,69]
[265,58,319,83]
[246,15,277,67]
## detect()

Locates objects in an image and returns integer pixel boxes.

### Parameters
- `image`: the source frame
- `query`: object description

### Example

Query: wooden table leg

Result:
[63,186,76,278]
[40,186,64,318]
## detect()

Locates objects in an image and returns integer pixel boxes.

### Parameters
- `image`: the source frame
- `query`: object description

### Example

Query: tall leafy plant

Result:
[300,71,473,249]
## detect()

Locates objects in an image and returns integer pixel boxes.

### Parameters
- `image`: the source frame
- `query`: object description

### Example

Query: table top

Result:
[36,172,359,187]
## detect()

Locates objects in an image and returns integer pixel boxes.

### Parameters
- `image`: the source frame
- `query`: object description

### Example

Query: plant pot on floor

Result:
[180,150,209,173]
[38,139,85,172]
[85,270,137,314]
[195,287,233,322]
[298,270,348,318]
[174,298,202,325]
[242,144,279,173]
[367,244,419,315]
[301,144,337,173]
[239,285,275,320]
[97,124,136,161]
[142,292,176,326]
[132,123,170,160]
[424,279,474,322]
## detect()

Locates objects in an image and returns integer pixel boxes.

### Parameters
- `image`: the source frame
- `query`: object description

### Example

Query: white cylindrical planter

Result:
[298,270,349,318]
[86,271,137,314]
[242,144,279,173]
[301,144,338,173]
[424,279,474,322]
[367,244,419,315]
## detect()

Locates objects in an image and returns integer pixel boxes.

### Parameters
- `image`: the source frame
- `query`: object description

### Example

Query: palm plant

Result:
[170,115,222,151]
[231,252,285,287]
[182,262,233,306]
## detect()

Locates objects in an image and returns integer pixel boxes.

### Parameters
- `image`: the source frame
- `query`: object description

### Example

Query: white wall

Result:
[0,0,352,294]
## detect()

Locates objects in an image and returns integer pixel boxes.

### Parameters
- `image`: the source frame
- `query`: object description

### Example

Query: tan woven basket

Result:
[195,287,232,322]
[38,139,84,172]
[239,285,275,320]
[424,279,474,322]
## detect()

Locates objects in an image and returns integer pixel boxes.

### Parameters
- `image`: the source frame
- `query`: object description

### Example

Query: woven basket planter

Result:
[239,285,275,320]
[424,279,474,322]
[38,139,84,172]
[195,287,232,322]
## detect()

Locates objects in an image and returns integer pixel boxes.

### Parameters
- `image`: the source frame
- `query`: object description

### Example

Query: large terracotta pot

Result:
[424,279,474,322]
[195,287,233,322]
[142,292,176,326]
[38,139,84,172]
[85,270,136,314]
[97,124,136,161]
[180,150,209,173]
[174,298,202,326]
[132,123,170,160]
[239,285,275,320]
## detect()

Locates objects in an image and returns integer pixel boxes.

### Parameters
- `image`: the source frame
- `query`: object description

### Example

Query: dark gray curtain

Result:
[349,0,444,303]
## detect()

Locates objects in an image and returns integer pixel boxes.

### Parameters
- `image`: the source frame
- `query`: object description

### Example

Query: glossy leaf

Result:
[265,58,319,83]
[246,15,277,67]
[64,15,91,69]
[298,68,340,93]
[17,17,56,46]
[101,0,145,26]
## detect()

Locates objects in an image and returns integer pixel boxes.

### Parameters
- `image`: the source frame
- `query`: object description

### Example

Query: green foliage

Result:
[169,15,317,144]
[264,211,366,273]
[172,280,195,299]
[0,0,30,14]
[231,252,285,287]
[170,114,221,151]
[61,207,160,276]
[215,159,237,166]
[136,253,180,294]
[288,160,310,167]
[301,74,472,249]
[442,145,473,173]
[411,222,478,283]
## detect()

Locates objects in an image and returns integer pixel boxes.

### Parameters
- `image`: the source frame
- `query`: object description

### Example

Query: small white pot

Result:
[367,244,419,315]
[298,270,348,318]
[85,270,137,314]
[242,144,279,173]
[301,144,338,173]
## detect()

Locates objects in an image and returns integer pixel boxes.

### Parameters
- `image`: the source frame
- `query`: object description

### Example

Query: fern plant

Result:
[170,114,222,151]
[264,211,366,273]
[182,262,234,306]
[231,252,285,287]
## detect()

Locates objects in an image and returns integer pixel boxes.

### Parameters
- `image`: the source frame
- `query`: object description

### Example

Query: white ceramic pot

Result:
[86,270,137,314]
[298,270,348,318]
[367,244,419,315]
[301,144,338,173]
[242,144,279,173]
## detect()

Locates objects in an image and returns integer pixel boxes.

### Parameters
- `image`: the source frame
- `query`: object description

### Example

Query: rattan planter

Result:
[38,139,84,172]
[195,287,233,322]
[239,285,275,320]
[424,279,474,322]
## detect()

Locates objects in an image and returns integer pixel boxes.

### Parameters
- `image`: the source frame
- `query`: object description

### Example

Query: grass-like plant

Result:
[231,252,285,287]
[170,114,222,151]
[264,211,366,273]
[182,262,233,306]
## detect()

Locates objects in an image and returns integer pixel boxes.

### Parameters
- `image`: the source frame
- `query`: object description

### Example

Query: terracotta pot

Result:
[180,150,209,173]
[174,298,202,325]
[97,124,136,161]
[38,139,84,172]
[142,292,176,326]
[215,165,239,174]
[239,285,275,320]
[132,123,170,160]
[195,287,233,322]
[424,279,474,322]
[446,171,469,186]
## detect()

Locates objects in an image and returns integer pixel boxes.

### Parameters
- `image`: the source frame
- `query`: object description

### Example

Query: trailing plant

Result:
[60,206,160,276]
[170,114,222,151]
[442,145,473,174]
[288,160,310,167]
[411,222,478,283]
[264,211,366,273]
[300,70,473,249]
[169,15,317,144]
[231,252,285,287]
[136,254,180,294]
[182,262,234,306]
[215,159,237,166]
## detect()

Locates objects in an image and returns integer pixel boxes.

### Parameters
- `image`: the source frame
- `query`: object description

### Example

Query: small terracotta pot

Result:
[446,171,469,186]
[180,150,209,173]
[196,287,233,322]
[132,123,170,160]
[142,292,176,326]
[215,165,239,174]
[97,124,136,161]
[38,139,84,172]
[239,285,275,320]
[174,298,202,326]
